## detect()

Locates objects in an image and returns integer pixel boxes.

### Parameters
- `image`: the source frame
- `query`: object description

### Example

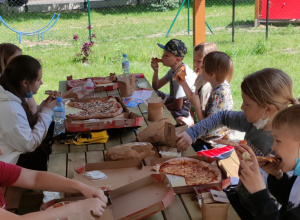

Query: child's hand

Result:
[176,131,192,151]
[80,185,108,204]
[67,198,107,217]
[237,145,266,194]
[41,96,57,110]
[260,161,283,180]
[151,58,159,72]
[235,143,250,162]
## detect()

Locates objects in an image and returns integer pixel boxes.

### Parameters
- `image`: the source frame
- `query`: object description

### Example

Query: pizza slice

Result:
[213,139,247,147]
[152,57,162,63]
[45,90,61,98]
[242,152,279,164]
[173,65,186,81]
[154,157,185,176]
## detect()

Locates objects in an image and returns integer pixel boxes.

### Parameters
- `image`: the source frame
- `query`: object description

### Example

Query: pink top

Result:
[0,161,22,209]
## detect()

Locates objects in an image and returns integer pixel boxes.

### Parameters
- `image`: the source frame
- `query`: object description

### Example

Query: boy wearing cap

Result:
[151,39,197,126]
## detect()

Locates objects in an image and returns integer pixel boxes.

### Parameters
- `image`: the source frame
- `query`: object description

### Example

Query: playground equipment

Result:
[166,0,213,38]
[0,13,60,44]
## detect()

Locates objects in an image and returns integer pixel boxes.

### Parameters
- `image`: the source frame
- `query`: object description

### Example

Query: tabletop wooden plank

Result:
[87,143,105,151]
[48,153,67,177]
[163,194,190,220]
[180,193,202,220]
[70,144,87,153]
[119,129,137,144]
[52,142,69,154]
[67,152,86,179]
[219,157,239,178]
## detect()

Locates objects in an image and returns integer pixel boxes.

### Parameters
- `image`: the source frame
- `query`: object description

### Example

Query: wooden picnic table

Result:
[4,75,240,218]
[46,76,241,220]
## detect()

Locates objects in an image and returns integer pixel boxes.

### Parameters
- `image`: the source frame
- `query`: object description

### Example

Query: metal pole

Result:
[166,0,186,37]
[232,0,235,43]
[266,0,269,40]
[87,0,92,42]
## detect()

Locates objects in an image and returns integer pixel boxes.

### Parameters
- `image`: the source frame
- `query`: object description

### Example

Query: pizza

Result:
[45,90,61,98]
[67,73,117,89]
[152,57,162,63]
[213,139,247,147]
[242,152,279,164]
[154,157,222,186]
[66,98,123,120]
[173,65,186,81]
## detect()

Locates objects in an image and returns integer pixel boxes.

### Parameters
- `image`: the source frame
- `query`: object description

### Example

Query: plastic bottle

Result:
[122,54,130,76]
[85,78,95,97]
[53,97,65,136]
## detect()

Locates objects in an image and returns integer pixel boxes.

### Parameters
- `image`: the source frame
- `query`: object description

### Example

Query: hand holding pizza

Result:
[236,144,266,194]
[41,95,57,110]
[151,57,160,72]
[260,160,283,180]
[176,131,193,151]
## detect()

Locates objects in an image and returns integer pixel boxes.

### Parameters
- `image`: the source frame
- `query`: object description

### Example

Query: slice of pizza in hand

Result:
[152,57,162,63]
[45,90,61,98]
[173,65,186,81]
[242,152,279,164]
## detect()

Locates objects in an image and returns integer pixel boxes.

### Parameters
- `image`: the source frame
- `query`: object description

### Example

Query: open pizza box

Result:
[64,96,144,132]
[44,174,174,220]
[73,159,156,191]
[66,74,119,92]
[144,156,230,194]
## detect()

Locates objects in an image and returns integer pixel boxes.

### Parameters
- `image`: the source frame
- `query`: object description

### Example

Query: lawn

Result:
[0,2,299,110]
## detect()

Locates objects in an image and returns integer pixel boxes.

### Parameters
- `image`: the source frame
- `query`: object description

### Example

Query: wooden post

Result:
[193,0,205,46]
[254,0,261,27]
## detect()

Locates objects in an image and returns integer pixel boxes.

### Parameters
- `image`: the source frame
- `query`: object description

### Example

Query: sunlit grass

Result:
[0,2,299,110]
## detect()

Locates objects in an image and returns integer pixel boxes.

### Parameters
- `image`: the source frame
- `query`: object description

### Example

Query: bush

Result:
[150,0,179,11]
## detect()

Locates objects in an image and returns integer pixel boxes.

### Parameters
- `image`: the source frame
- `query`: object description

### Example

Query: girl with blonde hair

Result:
[176,68,297,218]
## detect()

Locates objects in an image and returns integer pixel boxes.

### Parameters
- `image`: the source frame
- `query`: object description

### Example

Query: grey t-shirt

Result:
[162,63,196,100]
[186,110,273,156]
[185,111,274,215]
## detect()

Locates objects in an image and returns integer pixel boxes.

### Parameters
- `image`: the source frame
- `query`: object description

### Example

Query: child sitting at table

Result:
[0,42,37,113]
[176,68,296,218]
[176,42,218,124]
[151,39,197,126]
[176,51,234,151]
[0,145,107,219]
[235,104,300,219]
[0,55,56,171]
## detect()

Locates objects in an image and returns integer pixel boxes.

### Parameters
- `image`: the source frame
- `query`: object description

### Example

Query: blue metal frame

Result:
[0,13,60,44]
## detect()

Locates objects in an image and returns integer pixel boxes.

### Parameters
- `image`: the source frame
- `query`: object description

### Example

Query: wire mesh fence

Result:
[0,0,264,44]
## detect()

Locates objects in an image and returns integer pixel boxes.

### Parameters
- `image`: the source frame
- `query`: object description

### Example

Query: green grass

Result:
[0,2,299,110]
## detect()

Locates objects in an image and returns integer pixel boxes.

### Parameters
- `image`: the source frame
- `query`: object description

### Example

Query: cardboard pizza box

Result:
[66,74,119,92]
[73,159,156,191]
[201,190,230,220]
[64,96,144,132]
[144,156,228,194]
[47,174,174,220]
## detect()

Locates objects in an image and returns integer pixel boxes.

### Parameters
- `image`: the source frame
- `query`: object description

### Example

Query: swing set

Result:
[0,13,60,44]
